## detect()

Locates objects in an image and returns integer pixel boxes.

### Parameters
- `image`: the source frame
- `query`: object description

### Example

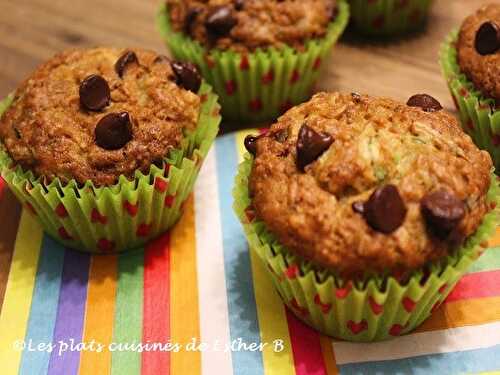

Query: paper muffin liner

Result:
[440,31,500,173]
[233,154,499,342]
[156,1,349,124]
[348,0,433,36]
[0,83,221,253]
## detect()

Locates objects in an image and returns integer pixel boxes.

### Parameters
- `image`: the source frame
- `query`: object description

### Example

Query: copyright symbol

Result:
[13,340,25,351]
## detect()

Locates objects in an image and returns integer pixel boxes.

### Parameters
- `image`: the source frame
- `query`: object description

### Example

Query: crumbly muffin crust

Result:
[249,92,493,277]
[0,48,201,187]
[457,4,500,103]
[166,0,337,52]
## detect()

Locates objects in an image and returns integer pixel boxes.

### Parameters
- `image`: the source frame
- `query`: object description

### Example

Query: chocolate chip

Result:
[171,61,202,93]
[244,135,258,156]
[95,112,132,150]
[352,201,365,214]
[328,4,339,21]
[475,21,500,55]
[184,7,201,34]
[406,94,443,112]
[296,124,334,171]
[234,0,245,11]
[154,54,170,64]
[351,92,362,103]
[115,51,138,78]
[274,128,289,143]
[363,185,407,234]
[205,6,237,37]
[79,74,110,111]
[421,189,465,238]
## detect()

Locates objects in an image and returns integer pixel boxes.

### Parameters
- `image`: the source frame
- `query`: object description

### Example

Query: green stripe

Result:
[111,249,144,375]
[467,247,500,274]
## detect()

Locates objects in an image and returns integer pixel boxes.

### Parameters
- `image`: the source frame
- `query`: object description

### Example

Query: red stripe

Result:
[0,177,5,201]
[142,232,171,375]
[286,307,328,375]
[446,270,500,302]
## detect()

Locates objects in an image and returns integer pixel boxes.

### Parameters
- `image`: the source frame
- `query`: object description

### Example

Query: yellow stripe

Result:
[0,210,43,374]
[78,255,118,375]
[170,195,201,374]
[489,227,500,247]
[236,130,296,375]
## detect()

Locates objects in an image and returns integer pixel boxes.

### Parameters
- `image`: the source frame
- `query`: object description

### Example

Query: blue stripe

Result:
[19,236,65,375]
[339,344,500,375]
[215,134,264,375]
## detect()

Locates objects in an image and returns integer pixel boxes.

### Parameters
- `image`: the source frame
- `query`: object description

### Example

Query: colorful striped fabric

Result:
[0,131,499,375]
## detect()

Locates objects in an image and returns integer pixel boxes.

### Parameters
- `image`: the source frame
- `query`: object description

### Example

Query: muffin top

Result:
[247,92,493,278]
[0,48,203,187]
[457,4,500,103]
[166,0,338,52]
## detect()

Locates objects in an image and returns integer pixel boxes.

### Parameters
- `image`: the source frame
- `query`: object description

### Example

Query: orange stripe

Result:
[170,195,201,374]
[79,255,118,375]
[319,335,339,375]
[489,227,500,247]
[417,297,500,333]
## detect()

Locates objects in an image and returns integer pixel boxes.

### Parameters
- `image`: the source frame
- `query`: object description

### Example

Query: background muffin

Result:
[441,4,500,173]
[158,0,349,123]
[234,92,498,341]
[0,47,221,252]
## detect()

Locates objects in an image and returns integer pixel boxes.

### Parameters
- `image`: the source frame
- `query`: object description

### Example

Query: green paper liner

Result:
[0,83,221,253]
[233,154,499,342]
[440,31,500,173]
[348,0,433,36]
[157,1,349,124]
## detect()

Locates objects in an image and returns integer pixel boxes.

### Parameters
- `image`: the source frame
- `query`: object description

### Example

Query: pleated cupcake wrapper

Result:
[233,154,499,342]
[157,1,349,124]
[348,0,433,36]
[440,31,500,173]
[0,83,221,253]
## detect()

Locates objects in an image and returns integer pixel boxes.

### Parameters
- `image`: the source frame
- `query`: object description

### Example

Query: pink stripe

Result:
[285,307,327,375]
[0,177,5,201]
[446,270,500,302]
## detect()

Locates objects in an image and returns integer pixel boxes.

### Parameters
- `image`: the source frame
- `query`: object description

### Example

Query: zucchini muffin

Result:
[440,4,500,172]
[0,48,221,252]
[158,0,349,123]
[234,92,498,341]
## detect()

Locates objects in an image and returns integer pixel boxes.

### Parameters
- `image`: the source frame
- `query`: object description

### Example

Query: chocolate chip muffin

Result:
[166,0,338,52]
[0,47,203,186]
[245,92,493,278]
[456,3,500,104]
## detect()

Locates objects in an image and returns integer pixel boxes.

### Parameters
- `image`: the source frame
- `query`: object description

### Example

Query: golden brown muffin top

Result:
[166,0,338,52]
[247,92,493,278]
[0,48,202,187]
[457,4,500,103]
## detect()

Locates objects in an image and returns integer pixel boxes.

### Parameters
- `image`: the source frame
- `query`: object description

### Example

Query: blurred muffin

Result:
[0,47,221,252]
[234,92,498,341]
[158,0,349,123]
[441,4,500,172]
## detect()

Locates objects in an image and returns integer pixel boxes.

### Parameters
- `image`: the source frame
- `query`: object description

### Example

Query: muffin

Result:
[0,47,221,253]
[348,0,434,37]
[157,0,349,123]
[441,4,500,172]
[233,92,498,341]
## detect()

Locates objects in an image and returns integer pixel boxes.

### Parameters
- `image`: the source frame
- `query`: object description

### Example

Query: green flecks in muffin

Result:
[373,165,387,182]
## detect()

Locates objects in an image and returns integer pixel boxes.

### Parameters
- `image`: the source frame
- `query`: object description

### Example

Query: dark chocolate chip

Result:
[244,135,258,156]
[171,61,202,93]
[184,7,201,34]
[274,128,289,143]
[328,4,339,21]
[296,124,334,171]
[115,51,138,78]
[153,54,170,64]
[351,92,362,103]
[406,94,443,112]
[421,189,465,238]
[95,112,133,150]
[79,74,110,111]
[363,185,407,234]
[205,6,237,37]
[474,21,500,55]
[234,0,244,11]
[352,201,365,214]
